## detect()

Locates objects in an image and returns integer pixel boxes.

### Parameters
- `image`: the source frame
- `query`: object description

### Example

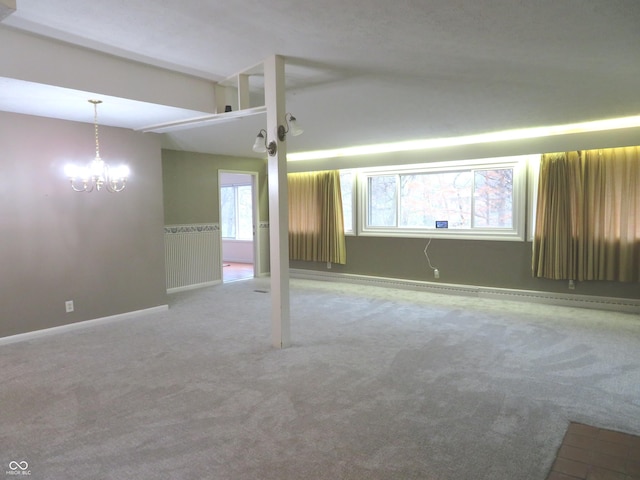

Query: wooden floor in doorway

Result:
[546,422,640,479]
[223,262,254,283]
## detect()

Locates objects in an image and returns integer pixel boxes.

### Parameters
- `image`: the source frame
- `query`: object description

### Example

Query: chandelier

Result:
[64,100,129,192]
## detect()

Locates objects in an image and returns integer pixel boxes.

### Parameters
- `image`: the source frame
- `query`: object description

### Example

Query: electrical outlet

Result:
[568,279,575,290]
[434,269,440,279]
[65,300,74,313]
[327,262,332,269]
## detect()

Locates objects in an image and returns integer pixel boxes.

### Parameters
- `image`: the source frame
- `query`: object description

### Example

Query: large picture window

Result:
[358,156,529,240]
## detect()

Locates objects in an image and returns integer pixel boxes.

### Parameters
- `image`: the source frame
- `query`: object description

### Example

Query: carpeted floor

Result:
[1,278,639,479]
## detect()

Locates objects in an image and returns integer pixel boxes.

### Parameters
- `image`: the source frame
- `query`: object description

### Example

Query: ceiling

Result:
[2,0,640,160]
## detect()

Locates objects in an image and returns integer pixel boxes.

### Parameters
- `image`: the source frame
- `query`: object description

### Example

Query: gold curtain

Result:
[288,170,347,264]
[533,146,640,281]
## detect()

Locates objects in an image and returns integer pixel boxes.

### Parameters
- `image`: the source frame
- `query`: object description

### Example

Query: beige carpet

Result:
[1,278,639,479]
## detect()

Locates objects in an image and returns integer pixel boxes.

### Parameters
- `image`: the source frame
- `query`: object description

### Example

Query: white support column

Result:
[264,55,291,349]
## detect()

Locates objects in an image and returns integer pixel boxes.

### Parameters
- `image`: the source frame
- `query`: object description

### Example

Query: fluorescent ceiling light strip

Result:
[288,114,640,162]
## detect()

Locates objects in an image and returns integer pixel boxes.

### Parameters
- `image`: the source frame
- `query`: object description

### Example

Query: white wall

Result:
[222,239,254,263]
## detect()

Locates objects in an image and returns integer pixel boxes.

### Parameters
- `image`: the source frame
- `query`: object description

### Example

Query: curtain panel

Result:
[288,170,347,264]
[533,147,640,282]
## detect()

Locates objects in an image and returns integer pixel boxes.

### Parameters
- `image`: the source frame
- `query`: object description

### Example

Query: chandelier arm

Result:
[107,181,126,193]
[70,179,92,192]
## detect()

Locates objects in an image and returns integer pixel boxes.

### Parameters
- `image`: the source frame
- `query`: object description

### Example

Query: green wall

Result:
[291,237,640,300]
[162,149,268,225]
[163,128,640,301]
[288,127,640,301]
[162,149,270,274]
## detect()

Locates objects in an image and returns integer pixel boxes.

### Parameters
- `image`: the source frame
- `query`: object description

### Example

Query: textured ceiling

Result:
[2,0,640,159]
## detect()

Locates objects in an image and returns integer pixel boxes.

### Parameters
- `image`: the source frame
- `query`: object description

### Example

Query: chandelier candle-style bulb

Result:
[65,99,130,193]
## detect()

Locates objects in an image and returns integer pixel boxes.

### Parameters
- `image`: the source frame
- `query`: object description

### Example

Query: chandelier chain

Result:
[91,99,102,159]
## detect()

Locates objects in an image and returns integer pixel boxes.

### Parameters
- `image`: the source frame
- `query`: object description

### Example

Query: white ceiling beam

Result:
[136,105,266,133]
[0,27,216,113]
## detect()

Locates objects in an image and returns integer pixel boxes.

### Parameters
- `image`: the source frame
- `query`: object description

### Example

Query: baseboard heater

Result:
[289,269,640,315]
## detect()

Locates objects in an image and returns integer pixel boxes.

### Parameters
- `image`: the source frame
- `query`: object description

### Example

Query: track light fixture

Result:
[252,113,303,156]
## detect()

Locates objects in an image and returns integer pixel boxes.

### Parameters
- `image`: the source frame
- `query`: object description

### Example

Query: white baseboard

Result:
[0,305,169,346]
[290,269,640,314]
[167,280,221,294]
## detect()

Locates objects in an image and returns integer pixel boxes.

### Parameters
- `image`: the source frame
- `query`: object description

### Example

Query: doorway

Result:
[219,171,259,283]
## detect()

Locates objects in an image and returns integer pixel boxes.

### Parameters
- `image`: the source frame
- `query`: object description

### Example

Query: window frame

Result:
[339,170,357,235]
[356,156,531,241]
[527,155,541,242]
